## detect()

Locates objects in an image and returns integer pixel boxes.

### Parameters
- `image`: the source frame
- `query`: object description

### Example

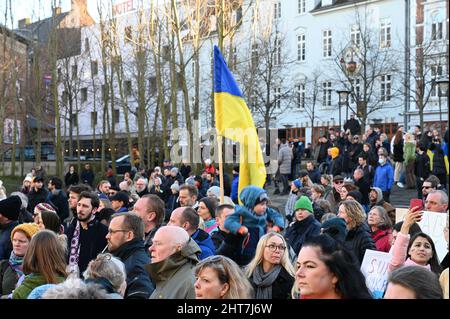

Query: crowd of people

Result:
[0,121,448,300]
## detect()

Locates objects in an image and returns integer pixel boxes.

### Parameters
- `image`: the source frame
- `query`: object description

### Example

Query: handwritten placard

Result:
[417,211,448,262]
[360,249,392,299]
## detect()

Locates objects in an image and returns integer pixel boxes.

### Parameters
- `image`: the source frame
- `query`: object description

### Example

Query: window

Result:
[191,60,196,77]
[274,87,281,108]
[297,84,305,109]
[322,81,332,107]
[351,25,361,46]
[114,109,120,124]
[102,84,108,100]
[274,36,281,65]
[380,74,391,101]
[380,20,391,48]
[62,91,68,105]
[91,60,98,76]
[297,34,306,62]
[350,78,361,103]
[125,80,132,96]
[84,37,90,53]
[274,2,281,19]
[125,26,132,42]
[71,64,78,79]
[232,47,237,70]
[91,111,97,127]
[251,43,258,65]
[298,0,306,14]
[323,30,332,58]
[81,87,87,102]
[431,22,443,41]
[149,77,157,94]
[431,65,443,97]
[71,113,78,127]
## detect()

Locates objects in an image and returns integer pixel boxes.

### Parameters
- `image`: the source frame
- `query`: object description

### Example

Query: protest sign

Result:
[361,249,392,299]
[417,211,448,262]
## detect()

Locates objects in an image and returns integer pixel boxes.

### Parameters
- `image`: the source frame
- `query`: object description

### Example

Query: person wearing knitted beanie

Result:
[329,147,340,160]
[10,223,40,241]
[284,196,321,256]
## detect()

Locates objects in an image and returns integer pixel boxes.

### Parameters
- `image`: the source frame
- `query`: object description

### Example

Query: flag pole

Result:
[217,134,225,205]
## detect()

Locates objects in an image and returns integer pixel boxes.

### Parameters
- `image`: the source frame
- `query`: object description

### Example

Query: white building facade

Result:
[58,0,448,154]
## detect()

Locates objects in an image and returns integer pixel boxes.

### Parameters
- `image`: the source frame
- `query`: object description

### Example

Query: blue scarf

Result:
[8,251,24,277]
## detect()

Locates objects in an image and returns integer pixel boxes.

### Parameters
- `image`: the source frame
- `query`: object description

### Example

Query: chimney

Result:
[53,7,62,15]
[18,18,30,29]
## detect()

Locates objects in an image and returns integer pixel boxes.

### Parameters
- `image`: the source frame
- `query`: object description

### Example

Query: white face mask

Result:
[378,158,385,165]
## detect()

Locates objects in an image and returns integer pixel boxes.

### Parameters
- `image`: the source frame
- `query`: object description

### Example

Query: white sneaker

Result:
[397,182,405,188]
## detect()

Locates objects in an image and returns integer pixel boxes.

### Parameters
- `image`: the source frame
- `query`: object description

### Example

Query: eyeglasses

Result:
[334,180,344,184]
[265,244,286,252]
[422,186,432,189]
[108,229,129,235]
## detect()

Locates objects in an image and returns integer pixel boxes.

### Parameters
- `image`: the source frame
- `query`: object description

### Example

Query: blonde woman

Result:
[245,232,295,299]
[194,255,253,299]
[337,200,376,264]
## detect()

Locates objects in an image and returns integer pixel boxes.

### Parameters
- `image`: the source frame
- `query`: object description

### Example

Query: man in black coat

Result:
[306,161,321,184]
[66,191,108,275]
[343,113,361,136]
[107,213,155,299]
[81,163,95,187]
[47,177,70,222]
[27,176,49,213]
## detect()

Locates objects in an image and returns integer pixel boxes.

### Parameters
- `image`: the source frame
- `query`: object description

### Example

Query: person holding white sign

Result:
[388,206,442,275]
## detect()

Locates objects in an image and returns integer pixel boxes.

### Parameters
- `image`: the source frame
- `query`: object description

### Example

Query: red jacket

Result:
[371,229,392,253]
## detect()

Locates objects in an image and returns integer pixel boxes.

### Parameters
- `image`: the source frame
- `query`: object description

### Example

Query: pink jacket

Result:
[388,232,431,272]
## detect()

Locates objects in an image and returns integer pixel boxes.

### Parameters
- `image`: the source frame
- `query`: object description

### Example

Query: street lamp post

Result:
[336,89,350,132]
[436,77,449,135]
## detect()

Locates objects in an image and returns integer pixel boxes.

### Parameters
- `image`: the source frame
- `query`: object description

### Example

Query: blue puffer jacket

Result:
[191,229,215,260]
[373,162,394,192]
[225,186,284,238]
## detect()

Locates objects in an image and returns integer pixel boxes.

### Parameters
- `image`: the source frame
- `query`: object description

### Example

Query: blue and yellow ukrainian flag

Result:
[213,45,266,199]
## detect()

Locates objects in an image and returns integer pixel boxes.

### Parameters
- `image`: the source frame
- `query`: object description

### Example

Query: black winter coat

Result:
[344,118,361,135]
[355,178,370,205]
[284,215,321,256]
[64,172,79,188]
[307,168,321,184]
[393,141,404,163]
[343,223,376,264]
[111,238,155,299]
[66,218,108,275]
[414,152,430,179]
[48,190,70,222]
[249,267,294,299]
[215,232,248,266]
[27,188,49,213]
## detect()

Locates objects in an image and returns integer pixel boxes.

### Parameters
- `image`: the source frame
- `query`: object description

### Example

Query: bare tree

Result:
[332,8,401,132]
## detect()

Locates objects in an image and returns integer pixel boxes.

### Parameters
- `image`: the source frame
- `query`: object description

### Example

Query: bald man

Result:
[145,226,201,299]
[168,207,215,260]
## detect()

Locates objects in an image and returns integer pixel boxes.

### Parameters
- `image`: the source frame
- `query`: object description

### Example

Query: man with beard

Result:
[134,178,149,197]
[107,213,154,299]
[67,184,92,226]
[66,191,108,276]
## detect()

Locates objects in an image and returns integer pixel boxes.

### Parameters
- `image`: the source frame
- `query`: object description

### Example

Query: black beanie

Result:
[199,197,219,218]
[0,195,22,221]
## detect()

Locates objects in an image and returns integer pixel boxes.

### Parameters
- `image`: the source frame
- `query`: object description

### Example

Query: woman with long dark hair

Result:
[294,234,372,299]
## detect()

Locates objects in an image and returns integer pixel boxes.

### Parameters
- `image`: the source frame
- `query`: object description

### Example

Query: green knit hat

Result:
[294,196,313,214]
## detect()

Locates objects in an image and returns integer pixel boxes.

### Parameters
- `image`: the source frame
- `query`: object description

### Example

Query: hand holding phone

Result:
[409,198,423,211]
